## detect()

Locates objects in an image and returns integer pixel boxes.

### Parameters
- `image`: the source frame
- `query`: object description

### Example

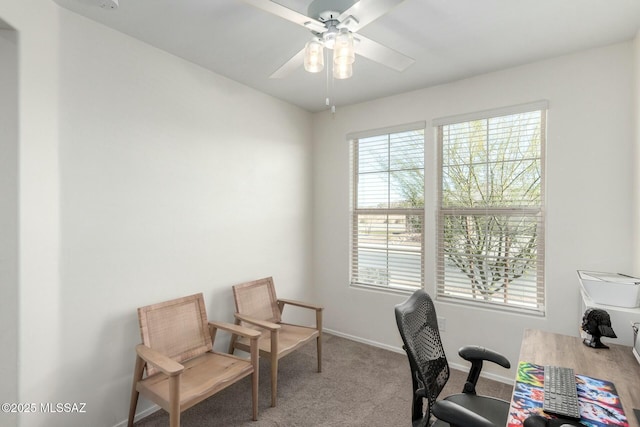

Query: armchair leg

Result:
[270,330,279,407]
[317,335,322,373]
[169,410,180,427]
[316,311,323,373]
[127,355,146,427]
[168,375,181,427]
[270,352,278,407]
[251,369,259,421]
[250,335,259,421]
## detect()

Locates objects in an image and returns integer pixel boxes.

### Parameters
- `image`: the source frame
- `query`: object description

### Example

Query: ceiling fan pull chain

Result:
[325,46,331,107]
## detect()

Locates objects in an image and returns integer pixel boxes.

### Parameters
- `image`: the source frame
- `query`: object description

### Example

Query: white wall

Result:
[0,24,18,427]
[312,42,635,382]
[0,2,63,427]
[56,12,313,427]
[0,1,313,426]
[633,31,640,275]
[1,1,637,425]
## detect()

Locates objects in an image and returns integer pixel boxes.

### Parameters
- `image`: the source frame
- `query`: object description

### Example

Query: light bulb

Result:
[333,28,355,66]
[333,61,353,79]
[304,39,324,73]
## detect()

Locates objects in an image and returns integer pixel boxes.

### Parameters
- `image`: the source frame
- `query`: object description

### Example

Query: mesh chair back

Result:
[138,293,212,376]
[395,289,450,418]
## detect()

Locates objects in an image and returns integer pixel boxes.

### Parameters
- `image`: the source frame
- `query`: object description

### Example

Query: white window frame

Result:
[434,102,547,314]
[348,122,426,292]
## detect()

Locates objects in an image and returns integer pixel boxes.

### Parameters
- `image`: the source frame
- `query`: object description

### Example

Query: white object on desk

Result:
[577,270,640,308]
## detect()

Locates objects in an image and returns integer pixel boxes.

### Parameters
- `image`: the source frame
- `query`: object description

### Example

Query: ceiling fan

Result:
[240,0,415,79]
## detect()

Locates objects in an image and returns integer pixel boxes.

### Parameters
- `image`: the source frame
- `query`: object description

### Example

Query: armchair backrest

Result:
[137,293,212,375]
[394,289,450,410]
[232,277,281,324]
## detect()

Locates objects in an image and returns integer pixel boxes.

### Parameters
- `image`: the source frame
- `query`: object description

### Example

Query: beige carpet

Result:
[134,333,513,427]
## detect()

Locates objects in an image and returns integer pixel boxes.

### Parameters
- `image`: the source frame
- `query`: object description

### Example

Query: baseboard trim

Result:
[323,328,514,386]
[113,404,160,427]
[324,328,406,354]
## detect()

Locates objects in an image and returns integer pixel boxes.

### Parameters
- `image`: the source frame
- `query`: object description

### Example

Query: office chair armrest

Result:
[458,345,510,394]
[432,400,496,427]
[459,346,510,368]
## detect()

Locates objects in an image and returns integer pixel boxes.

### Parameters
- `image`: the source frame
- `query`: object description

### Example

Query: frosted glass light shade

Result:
[304,39,324,73]
[333,61,353,79]
[333,28,355,65]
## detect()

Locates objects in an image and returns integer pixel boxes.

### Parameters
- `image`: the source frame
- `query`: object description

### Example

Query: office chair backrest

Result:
[395,289,450,415]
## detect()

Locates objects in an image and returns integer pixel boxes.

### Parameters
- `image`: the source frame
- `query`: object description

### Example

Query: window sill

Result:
[350,282,418,297]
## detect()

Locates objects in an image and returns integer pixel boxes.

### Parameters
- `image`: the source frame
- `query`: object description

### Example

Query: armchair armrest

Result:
[209,321,261,339]
[234,313,281,331]
[277,298,323,311]
[211,320,261,385]
[136,344,184,377]
[277,299,323,332]
[432,400,496,427]
[458,345,511,394]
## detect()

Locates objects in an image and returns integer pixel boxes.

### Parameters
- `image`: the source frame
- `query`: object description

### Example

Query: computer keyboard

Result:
[543,365,581,419]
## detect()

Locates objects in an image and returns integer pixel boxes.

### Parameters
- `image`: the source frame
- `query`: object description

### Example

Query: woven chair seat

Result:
[128,293,260,427]
[235,323,319,357]
[228,277,323,407]
[137,351,255,412]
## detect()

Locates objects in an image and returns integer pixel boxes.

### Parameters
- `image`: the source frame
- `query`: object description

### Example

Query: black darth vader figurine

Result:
[581,308,617,349]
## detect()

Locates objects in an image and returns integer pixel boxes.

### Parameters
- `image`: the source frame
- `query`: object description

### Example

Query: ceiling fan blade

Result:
[354,34,414,72]
[241,0,327,33]
[338,0,406,32]
[269,48,306,79]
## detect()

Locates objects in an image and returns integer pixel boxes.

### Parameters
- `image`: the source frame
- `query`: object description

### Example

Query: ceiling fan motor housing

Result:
[99,0,118,9]
[308,0,357,21]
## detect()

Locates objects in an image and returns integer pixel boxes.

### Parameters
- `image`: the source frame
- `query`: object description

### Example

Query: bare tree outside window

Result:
[437,109,545,312]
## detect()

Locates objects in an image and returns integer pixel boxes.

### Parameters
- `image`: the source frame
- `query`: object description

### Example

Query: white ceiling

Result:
[53,0,640,112]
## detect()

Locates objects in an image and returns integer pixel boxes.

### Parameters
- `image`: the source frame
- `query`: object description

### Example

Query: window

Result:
[435,103,546,313]
[349,123,425,291]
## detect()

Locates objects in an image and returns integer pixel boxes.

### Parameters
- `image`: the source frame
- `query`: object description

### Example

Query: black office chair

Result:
[394,289,512,427]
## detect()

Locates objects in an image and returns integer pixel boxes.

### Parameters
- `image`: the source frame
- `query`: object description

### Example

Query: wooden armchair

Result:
[228,277,323,407]
[127,293,260,427]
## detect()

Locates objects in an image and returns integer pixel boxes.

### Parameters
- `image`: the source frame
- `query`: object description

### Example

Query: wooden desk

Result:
[517,329,640,427]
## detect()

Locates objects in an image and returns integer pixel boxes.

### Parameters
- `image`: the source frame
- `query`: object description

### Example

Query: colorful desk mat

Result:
[507,361,628,427]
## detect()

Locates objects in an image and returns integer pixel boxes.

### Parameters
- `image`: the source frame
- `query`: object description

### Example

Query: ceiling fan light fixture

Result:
[322,25,339,49]
[333,28,355,65]
[304,38,325,73]
[242,0,416,109]
[333,61,353,79]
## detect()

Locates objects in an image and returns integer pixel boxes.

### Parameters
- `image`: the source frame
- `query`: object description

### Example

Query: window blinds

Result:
[350,124,425,290]
[436,105,546,313]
